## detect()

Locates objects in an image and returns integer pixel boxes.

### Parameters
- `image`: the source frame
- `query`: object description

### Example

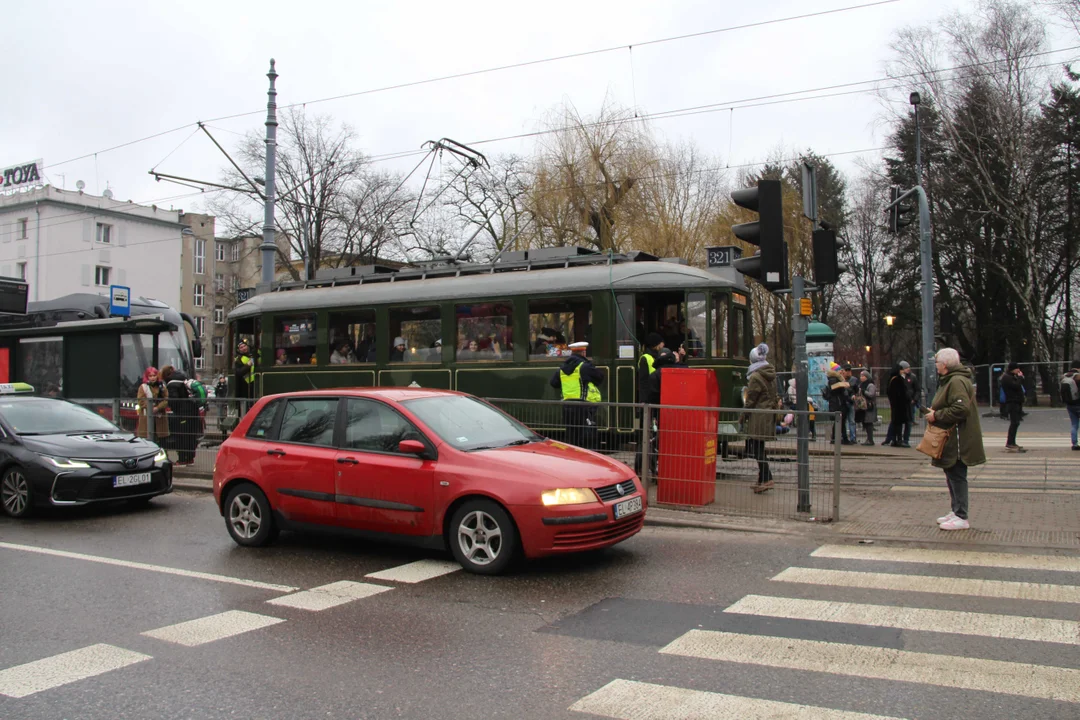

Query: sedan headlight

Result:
[42,456,91,470]
[154,448,168,463]
[541,488,598,506]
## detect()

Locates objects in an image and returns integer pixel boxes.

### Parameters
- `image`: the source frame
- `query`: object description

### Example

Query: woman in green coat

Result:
[743,343,778,493]
[925,347,985,530]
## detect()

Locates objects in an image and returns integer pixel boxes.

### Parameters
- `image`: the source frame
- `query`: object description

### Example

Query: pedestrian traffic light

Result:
[730,179,788,291]
[888,186,914,234]
[811,227,848,285]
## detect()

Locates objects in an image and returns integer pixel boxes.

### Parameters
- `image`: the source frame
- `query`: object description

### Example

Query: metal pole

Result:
[792,276,811,513]
[914,103,922,187]
[832,411,843,521]
[260,59,279,288]
[640,403,653,489]
[916,186,935,401]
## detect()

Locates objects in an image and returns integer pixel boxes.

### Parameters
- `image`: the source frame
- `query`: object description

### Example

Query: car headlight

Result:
[42,456,91,470]
[154,448,168,463]
[541,488,598,506]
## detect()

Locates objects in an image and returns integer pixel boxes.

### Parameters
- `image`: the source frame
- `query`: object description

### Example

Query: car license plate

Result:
[613,496,642,519]
[114,472,152,488]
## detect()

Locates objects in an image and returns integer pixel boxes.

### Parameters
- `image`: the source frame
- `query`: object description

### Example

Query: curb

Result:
[174,479,213,493]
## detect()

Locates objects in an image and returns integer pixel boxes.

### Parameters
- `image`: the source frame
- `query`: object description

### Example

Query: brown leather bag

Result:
[917,424,951,460]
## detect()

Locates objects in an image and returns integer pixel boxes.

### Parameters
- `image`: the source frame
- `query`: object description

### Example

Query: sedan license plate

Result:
[613,496,642,519]
[113,472,152,488]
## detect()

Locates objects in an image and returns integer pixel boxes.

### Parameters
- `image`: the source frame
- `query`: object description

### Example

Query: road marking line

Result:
[569,679,903,719]
[0,541,297,593]
[141,610,283,647]
[266,580,392,611]
[890,486,1080,494]
[773,567,1080,604]
[365,559,461,583]
[0,644,151,699]
[660,630,1080,703]
[812,544,1080,573]
[725,595,1080,645]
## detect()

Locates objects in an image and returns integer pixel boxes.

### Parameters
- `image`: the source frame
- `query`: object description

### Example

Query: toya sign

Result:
[0,160,44,191]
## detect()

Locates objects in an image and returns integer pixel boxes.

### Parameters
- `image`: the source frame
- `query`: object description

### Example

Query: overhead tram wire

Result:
[42,1,900,171]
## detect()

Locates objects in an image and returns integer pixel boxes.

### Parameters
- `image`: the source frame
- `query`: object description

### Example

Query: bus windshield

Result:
[119,328,195,397]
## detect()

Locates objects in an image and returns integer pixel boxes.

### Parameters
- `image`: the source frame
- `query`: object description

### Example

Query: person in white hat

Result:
[549,341,605,449]
[390,336,407,362]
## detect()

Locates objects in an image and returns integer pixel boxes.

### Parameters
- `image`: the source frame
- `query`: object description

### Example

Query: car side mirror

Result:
[398,439,427,456]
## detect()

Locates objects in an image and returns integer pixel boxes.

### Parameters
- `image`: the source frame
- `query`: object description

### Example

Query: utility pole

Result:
[911,91,936,400]
[260,59,279,289]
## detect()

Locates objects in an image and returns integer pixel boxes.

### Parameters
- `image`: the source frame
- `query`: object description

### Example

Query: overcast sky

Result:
[5,0,1075,218]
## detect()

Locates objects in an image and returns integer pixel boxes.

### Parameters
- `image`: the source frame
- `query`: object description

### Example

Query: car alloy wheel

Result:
[229,492,263,539]
[1,469,31,518]
[457,509,503,566]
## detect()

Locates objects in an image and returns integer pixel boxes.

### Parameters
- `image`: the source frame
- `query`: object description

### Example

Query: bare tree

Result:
[440,154,533,260]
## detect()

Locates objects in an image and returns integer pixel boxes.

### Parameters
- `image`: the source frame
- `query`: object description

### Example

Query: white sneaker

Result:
[937,512,957,524]
[939,517,970,531]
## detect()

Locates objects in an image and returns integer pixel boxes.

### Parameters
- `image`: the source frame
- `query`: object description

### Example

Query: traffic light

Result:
[730,179,788,291]
[888,186,914,234]
[811,227,849,285]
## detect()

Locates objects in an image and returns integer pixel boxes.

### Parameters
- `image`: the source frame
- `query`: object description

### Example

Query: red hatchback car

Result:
[212,389,645,574]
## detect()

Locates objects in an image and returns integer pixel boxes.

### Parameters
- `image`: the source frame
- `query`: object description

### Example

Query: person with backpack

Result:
[1062,360,1080,451]
[1000,362,1026,452]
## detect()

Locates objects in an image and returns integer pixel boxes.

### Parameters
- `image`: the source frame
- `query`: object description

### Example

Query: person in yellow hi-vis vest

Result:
[549,341,605,449]
[233,340,256,400]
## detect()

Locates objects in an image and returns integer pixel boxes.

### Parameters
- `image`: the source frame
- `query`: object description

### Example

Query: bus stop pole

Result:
[792,275,812,514]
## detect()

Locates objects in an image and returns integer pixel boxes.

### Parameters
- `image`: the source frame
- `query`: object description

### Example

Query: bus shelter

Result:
[0,315,178,399]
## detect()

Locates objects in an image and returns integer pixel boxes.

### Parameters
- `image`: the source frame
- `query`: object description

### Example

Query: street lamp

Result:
[885,315,896,326]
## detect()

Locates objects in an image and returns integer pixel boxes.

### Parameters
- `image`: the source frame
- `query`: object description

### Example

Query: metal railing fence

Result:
[486,398,842,522]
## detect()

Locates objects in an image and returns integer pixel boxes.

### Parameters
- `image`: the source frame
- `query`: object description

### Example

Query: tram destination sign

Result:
[0,277,28,315]
[0,159,44,192]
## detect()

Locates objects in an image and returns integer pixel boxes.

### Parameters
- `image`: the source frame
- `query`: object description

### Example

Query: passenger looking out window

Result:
[456,302,511,362]
[329,311,375,364]
[389,306,441,363]
[528,297,590,360]
[273,315,317,365]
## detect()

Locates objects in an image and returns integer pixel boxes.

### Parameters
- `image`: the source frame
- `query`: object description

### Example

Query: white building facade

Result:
[0,186,184,307]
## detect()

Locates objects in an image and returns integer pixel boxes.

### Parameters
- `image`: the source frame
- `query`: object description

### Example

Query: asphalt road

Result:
[2,492,1079,719]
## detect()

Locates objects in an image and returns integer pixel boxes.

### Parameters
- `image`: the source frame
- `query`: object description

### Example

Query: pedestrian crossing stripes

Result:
[772,566,1080,603]
[571,541,1080,717]
[724,595,1080,644]
[658,630,1080,703]
[569,679,905,719]
[141,610,284,647]
[365,558,461,583]
[0,644,151,699]
[266,580,392,611]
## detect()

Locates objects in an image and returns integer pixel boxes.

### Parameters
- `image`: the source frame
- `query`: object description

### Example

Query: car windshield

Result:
[1,398,119,435]
[402,396,540,452]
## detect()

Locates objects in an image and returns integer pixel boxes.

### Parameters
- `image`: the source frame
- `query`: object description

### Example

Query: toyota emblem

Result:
[616,482,627,497]
[123,458,138,470]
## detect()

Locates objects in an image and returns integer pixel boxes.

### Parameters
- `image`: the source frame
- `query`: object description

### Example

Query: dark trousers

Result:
[944,461,969,519]
[886,419,904,445]
[746,438,772,484]
[1006,403,1022,446]
[862,422,875,444]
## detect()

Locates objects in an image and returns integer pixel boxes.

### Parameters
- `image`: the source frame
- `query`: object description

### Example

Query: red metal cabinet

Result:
[656,368,718,506]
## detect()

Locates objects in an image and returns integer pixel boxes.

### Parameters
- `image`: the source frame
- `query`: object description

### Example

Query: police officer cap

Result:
[568,341,589,350]
[237,339,250,348]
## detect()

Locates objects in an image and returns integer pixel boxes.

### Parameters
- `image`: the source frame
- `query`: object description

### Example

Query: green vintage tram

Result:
[227,247,751,421]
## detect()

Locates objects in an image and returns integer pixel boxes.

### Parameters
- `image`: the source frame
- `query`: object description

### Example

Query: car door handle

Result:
[267,449,286,457]
[336,457,359,465]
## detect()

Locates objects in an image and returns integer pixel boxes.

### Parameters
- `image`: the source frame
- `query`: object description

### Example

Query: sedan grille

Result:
[594,479,637,502]
[552,513,644,548]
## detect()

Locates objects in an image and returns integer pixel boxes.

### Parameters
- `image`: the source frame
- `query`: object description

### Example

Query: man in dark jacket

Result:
[824,363,851,444]
[161,365,198,466]
[903,363,921,446]
[634,333,665,473]
[885,362,913,447]
[1000,361,1026,452]
[550,342,605,449]
[233,340,255,400]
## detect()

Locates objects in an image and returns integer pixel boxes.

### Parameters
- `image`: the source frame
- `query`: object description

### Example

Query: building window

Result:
[96,223,112,244]
[527,297,591,360]
[215,243,225,262]
[227,275,236,292]
[194,357,204,371]
[15,262,26,280]
[456,302,512,361]
[194,316,206,339]
[214,307,224,324]
[193,283,205,307]
[231,243,240,262]
[274,315,317,365]
[328,310,376,364]
[95,266,111,286]
[194,239,205,275]
[388,306,441,363]
[17,218,28,240]
[213,336,225,357]
[214,273,224,292]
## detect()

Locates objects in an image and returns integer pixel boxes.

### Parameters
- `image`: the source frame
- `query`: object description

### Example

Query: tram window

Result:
[685,293,706,358]
[389,306,442,363]
[713,295,729,358]
[528,297,590,360]
[732,292,748,358]
[456,302,512,362]
[329,311,376,364]
[273,315,317,365]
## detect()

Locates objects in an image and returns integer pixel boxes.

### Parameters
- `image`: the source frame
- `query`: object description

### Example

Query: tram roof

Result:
[229,260,739,320]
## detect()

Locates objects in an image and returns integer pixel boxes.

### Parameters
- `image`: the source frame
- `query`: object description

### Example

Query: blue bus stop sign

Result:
[109,285,131,318]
